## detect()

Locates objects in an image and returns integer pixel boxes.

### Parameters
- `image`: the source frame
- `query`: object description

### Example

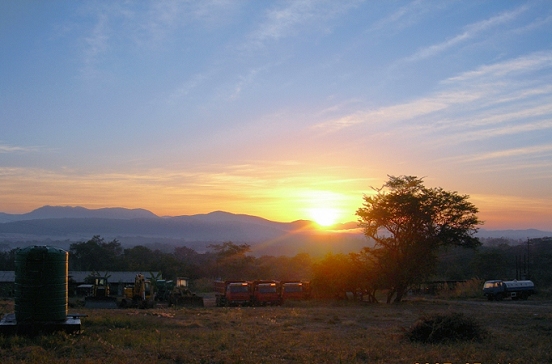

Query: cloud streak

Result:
[246,0,360,49]
[404,5,528,62]
[0,143,38,153]
[370,0,447,34]
[446,50,552,82]
[316,50,552,137]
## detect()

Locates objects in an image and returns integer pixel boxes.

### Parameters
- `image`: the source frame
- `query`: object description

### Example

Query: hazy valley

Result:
[0,206,550,256]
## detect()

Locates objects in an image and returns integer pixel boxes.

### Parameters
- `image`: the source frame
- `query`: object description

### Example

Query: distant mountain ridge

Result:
[0,206,365,256]
[0,206,550,256]
[0,205,158,222]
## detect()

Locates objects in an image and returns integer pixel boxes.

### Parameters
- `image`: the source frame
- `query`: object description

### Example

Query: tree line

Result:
[1,236,551,300]
[1,176,551,302]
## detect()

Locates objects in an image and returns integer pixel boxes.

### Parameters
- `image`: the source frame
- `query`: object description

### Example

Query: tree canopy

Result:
[356,175,482,303]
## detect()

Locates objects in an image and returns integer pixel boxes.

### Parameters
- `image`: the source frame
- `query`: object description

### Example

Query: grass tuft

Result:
[407,311,487,344]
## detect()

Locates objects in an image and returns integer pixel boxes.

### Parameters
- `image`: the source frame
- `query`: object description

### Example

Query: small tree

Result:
[311,253,355,299]
[69,235,122,271]
[208,241,254,279]
[356,175,482,303]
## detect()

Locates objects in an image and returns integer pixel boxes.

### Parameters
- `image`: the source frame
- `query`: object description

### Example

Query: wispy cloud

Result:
[165,71,214,105]
[80,11,110,79]
[313,90,480,133]
[138,1,238,44]
[404,5,527,62]
[0,143,38,153]
[466,144,552,162]
[446,118,552,146]
[436,144,552,180]
[77,1,239,78]
[246,0,360,49]
[370,0,445,34]
[316,49,552,138]
[445,50,552,82]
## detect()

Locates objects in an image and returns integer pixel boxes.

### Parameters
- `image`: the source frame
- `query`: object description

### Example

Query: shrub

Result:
[407,312,486,343]
[437,278,484,299]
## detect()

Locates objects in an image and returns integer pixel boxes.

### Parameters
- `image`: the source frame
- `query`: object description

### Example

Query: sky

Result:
[1,1,552,230]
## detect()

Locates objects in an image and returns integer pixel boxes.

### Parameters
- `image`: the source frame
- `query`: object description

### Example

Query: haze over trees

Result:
[1,176,551,300]
[1,236,552,299]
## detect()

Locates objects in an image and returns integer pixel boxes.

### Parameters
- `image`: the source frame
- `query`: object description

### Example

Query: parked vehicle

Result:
[251,280,282,306]
[215,280,251,307]
[281,281,311,301]
[120,273,156,308]
[168,277,204,307]
[84,276,118,309]
[483,280,535,301]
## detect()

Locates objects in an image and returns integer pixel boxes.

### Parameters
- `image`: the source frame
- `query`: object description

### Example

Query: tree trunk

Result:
[386,289,396,304]
[393,286,407,303]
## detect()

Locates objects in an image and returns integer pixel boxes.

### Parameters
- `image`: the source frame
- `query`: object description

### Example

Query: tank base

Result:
[0,313,82,335]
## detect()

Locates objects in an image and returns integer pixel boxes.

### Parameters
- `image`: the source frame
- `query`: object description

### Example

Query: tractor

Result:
[168,277,204,307]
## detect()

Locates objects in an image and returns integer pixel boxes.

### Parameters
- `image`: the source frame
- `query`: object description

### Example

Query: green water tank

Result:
[15,246,68,322]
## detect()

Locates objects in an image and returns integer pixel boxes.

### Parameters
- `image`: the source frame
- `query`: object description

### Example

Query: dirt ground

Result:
[2,297,552,363]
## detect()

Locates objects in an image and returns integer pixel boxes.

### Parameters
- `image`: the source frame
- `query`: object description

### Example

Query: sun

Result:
[308,207,339,227]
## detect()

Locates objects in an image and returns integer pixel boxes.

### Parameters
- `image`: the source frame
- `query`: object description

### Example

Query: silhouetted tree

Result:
[356,176,482,303]
[0,248,17,270]
[69,235,122,270]
[472,246,512,280]
[208,241,254,279]
[311,253,355,299]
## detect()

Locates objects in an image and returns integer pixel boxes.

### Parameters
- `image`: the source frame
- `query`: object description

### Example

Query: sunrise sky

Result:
[1,1,552,230]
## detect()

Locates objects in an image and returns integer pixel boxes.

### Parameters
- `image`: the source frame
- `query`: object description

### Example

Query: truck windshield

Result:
[259,285,276,293]
[283,284,302,293]
[229,285,249,293]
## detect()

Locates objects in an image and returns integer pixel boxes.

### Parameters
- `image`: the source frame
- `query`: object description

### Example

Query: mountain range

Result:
[0,206,365,256]
[0,206,550,256]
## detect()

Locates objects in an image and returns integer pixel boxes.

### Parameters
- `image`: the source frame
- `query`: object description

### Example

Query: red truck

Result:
[281,281,311,301]
[215,280,251,307]
[250,280,282,306]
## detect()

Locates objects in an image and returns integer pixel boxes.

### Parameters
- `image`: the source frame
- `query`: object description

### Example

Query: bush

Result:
[437,278,484,299]
[407,312,486,343]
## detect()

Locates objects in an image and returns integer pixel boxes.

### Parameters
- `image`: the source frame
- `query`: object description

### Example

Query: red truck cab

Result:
[215,280,251,306]
[281,281,311,301]
[251,280,282,306]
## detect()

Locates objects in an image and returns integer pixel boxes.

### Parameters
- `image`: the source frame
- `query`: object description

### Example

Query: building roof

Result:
[69,271,160,284]
[0,271,15,283]
[0,271,160,284]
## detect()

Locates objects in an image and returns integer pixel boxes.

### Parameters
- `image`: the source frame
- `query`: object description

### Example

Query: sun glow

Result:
[299,190,352,228]
[308,207,340,227]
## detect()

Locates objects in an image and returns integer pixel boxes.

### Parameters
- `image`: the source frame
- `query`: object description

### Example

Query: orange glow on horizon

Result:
[308,207,340,227]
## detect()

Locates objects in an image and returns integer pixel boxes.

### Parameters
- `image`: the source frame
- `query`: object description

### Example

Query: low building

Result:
[0,271,160,298]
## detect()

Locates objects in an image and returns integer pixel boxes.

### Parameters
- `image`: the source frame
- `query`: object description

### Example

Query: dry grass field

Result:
[1,297,552,363]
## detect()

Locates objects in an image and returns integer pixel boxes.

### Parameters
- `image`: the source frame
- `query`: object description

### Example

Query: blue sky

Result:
[1,1,552,230]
